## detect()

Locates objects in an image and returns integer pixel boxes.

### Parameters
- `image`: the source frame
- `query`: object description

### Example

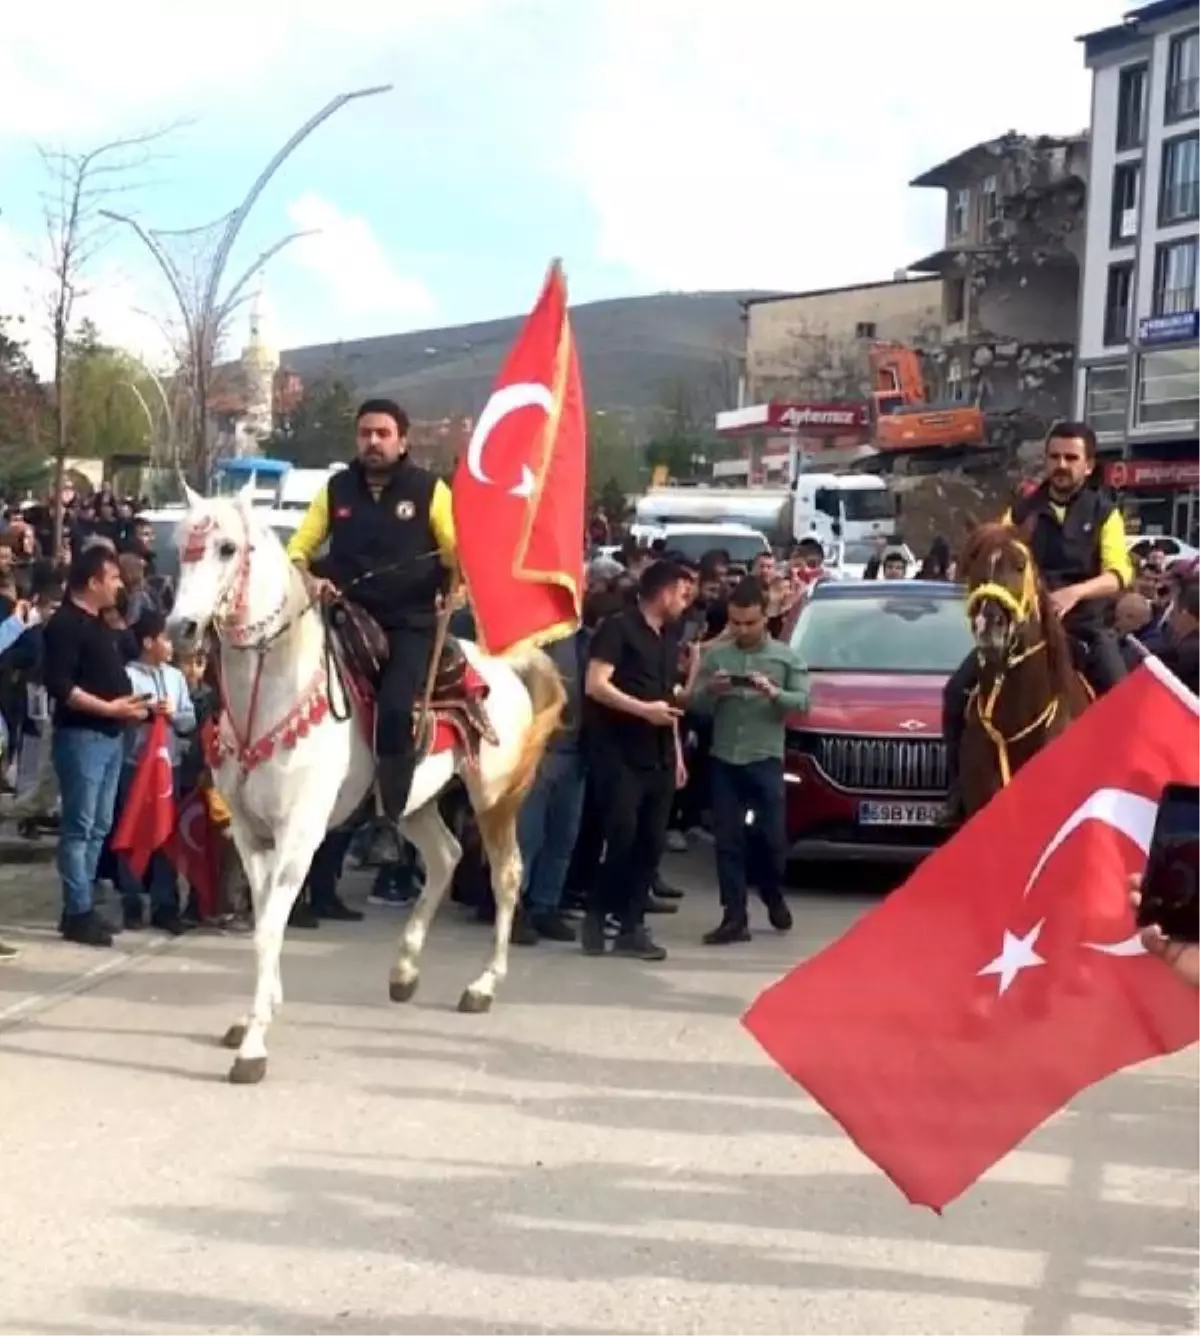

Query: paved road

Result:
[0,848,1196,1335]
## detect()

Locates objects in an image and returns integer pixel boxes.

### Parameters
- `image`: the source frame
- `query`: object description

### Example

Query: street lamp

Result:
[102,85,392,490]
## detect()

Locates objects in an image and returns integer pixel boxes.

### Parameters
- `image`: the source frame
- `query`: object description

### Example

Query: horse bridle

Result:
[963,540,1059,784]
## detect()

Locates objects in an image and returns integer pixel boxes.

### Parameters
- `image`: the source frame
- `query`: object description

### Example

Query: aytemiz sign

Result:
[1105,459,1200,489]
[715,400,871,437]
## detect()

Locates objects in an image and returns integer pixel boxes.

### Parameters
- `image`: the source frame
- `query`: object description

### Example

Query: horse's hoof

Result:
[389,977,419,1003]
[457,989,492,1015]
[221,1023,247,1050]
[228,1055,268,1085]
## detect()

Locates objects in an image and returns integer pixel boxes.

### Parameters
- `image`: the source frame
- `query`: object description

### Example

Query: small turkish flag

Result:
[744,658,1200,1211]
[110,714,177,878]
[452,261,585,654]
[168,786,221,920]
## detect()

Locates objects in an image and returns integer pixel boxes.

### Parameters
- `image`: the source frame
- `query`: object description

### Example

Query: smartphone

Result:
[1136,783,1199,943]
[727,674,755,687]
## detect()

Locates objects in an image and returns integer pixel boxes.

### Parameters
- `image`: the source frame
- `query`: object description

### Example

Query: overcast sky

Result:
[0,0,1129,374]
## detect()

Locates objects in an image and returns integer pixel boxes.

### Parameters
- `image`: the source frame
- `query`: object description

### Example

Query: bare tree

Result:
[38,129,171,548]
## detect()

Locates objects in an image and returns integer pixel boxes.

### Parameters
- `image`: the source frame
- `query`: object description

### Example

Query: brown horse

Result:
[958,523,1093,815]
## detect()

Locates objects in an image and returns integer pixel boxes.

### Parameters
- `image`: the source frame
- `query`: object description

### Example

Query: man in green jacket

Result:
[690,576,808,945]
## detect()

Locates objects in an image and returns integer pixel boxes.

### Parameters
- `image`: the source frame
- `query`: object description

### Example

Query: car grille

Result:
[810,734,947,793]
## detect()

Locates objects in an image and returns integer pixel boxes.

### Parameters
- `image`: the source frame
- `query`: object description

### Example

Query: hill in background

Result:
[281,290,773,437]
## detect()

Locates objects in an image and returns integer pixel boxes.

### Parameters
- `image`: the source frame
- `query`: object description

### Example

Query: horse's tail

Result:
[476,643,566,844]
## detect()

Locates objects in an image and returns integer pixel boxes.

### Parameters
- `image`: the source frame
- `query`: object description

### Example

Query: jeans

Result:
[377,622,435,811]
[53,727,125,917]
[710,758,787,919]
[517,747,587,914]
[588,754,675,933]
[114,763,180,915]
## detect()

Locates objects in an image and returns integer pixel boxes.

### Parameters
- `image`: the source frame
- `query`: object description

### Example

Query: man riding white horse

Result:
[287,398,456,819]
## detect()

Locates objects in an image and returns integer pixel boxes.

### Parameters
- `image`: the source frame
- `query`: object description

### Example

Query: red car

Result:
[784,579,973,865]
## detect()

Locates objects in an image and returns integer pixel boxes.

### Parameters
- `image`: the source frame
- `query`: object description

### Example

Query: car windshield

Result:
[791,592,972,674]
[663,532,767,564]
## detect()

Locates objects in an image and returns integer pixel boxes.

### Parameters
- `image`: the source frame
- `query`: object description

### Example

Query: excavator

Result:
[868,341,987,455]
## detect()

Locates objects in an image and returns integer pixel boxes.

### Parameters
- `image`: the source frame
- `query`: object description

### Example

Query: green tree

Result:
[0,316,52,494]
[586,409,639,511]
[267,376,357,467]
[61,320,159,462]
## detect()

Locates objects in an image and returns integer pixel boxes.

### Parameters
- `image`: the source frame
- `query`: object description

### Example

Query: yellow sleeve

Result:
[285,486,330,565]
[1099,509,1133,587]
[429,478,458,570]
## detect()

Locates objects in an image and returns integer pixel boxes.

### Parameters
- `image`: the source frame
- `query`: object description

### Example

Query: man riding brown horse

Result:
[943,421,1133,816]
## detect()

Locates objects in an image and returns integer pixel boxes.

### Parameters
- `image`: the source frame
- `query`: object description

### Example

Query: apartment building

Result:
[908,132,1088,441]
[1077,0,1199,540]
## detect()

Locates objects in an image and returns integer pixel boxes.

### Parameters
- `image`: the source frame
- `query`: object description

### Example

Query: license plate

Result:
[858,800,943,827]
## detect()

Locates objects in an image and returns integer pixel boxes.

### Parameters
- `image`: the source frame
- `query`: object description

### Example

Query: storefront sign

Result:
[1105,459,1200,489]
[1137,311,1200,346]
[715,401,870,436]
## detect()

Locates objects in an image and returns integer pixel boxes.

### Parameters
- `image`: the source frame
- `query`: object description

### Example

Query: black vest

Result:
[1011,481,1114,628]
[325,458,445,629]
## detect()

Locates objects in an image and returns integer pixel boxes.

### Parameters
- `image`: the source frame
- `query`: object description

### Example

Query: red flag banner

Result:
[110,713,177,878]
[452,261,585,654]
[744,658,1200,1211]
[168,786,221,920]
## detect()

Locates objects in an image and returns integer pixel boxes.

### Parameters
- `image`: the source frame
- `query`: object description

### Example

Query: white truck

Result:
[632,474,896,553]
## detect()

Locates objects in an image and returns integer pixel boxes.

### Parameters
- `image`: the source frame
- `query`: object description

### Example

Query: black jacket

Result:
[1011,482,1116,631]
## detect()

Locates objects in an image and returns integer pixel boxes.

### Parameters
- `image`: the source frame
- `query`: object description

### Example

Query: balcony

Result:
[1157,285,1198,317]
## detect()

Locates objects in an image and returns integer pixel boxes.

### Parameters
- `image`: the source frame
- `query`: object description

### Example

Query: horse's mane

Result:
[962,520,1076,695]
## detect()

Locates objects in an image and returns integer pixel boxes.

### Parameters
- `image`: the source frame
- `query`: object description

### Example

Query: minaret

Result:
[237,276,279,455]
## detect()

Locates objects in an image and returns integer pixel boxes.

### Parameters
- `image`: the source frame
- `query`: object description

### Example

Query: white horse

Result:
[167,487,565,1084]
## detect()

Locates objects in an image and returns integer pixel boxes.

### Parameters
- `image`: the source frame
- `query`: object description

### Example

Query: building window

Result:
[1116,63,1147,150]
[1152,238,1199,315]
[979,175,999,231]
[854,321,877,339]
[946,360,964,403]
[1103,263,1134,346]
[946,277,966,324]
[1085,364,1130,436]
[1165,29,1199,123]
[1110,162,1140,244]
[1137,347,1200,427]
[1160,135,1200,225]
[950,187,970,238]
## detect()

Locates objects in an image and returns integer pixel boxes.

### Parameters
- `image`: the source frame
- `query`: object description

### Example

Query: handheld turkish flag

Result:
[452,262,585,654]
[745,658,1200,1211]
[110,713,176,878]
[168,786,221,920]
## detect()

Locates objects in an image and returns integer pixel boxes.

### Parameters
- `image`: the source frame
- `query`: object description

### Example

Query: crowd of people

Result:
[0,421,1196,972]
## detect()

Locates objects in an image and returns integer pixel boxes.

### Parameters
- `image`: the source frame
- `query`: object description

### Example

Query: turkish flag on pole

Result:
[167,787,221,919]
[110,713,177,879]
[452,261,585,654]
[745,658,1200,1211]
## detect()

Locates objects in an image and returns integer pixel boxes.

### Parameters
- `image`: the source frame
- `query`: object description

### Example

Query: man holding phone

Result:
[690,577,809,944]
[43,546,150,947]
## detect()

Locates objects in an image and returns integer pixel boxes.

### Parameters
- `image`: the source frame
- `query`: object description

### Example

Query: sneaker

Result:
[645,895,679,915]
[653,880,685,901]
[123,901,145,931]
[150,908,189,937]
[703,917,752,946]
[0,940,19,961]
[511,908,540,947]
[580,913,607,956]
[61,911,113,948]
[612,927,668,962]
[313,894,365,922]
[665,830,688,854]
[532,911,577,943]
[764,897,794,932]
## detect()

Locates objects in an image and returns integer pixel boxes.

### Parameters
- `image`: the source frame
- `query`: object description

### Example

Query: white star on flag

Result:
[978,920,1047,995]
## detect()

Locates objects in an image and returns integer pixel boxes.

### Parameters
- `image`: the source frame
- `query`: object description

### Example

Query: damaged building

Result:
[907,131,1089,451]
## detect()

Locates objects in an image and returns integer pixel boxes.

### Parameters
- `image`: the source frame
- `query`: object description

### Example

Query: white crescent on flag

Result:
[466,382,550,499]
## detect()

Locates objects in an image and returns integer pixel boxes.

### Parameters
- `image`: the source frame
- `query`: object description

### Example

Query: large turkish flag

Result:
[744,658,1200,1210]
[452,262,585,654]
